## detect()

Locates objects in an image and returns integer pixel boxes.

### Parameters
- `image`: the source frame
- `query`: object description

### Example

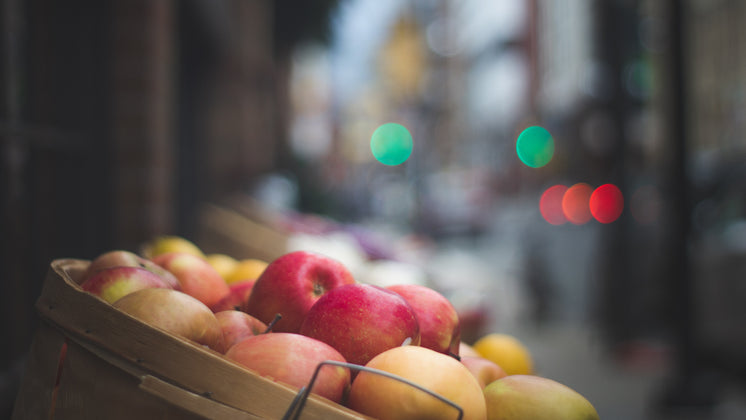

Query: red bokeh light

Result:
[562,183,593,225]
[540,185,569,225]
[590,184,624,223]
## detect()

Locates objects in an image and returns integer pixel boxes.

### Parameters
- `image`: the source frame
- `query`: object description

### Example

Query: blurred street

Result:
[432,196,746,420]
[5,0,746,418]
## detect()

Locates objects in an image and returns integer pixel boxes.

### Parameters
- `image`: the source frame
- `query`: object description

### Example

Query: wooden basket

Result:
[12,259,368,420]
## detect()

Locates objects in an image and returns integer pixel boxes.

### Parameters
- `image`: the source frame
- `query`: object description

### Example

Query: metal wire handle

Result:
[281,360,464,420]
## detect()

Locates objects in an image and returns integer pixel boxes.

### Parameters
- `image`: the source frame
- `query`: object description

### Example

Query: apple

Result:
[81,266,173,304]
[113,288,225,352]
[483,375,599,420]
[224,332,350,404]
[205,253,239,280]
[457,305,489,345]
[140,235,205,259]
[299,283,420,367]
[223,258,268,285]
[83,249,180,290]
[215,310,268,351]
[244,251,355,333]
[210,280,255,313]
[461,356,507,389]
[347,345,487,420]
[152,252,230,309]
[386,284,461,356]
[473,333,533,376]
[460,341,481,358]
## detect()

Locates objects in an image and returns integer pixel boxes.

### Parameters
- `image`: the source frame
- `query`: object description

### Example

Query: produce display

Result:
[73,234,599,420]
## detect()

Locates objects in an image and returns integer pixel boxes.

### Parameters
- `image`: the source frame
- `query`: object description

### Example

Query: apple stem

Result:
[448,351,461,361]
[264,313,282,333]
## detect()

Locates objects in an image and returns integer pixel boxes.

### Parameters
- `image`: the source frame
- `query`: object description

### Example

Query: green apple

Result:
[483,375,599,420]
[113,288,225,353]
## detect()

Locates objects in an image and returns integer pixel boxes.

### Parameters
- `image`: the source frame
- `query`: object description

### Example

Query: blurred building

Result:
[319,0,746,409]
[684,0,746,398]
[0,0,338,415]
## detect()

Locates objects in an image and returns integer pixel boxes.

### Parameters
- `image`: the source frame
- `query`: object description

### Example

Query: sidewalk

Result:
[516,321,746,420]
[433,198,746,419]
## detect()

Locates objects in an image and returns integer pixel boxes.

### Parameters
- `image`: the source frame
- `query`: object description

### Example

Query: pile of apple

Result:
[78,236,599,420]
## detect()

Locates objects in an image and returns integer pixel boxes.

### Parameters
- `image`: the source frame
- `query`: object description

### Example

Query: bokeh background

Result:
[3,0,746,418]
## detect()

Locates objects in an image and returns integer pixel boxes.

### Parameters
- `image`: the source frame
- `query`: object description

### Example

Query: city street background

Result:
[4,0,746,418]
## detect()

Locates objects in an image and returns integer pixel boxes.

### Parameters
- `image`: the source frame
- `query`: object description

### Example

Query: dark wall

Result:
[1,0,113,369]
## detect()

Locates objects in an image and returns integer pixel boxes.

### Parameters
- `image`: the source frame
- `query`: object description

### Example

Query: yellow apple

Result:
[483,375,599,420]
[347,345,487,420]
[205,253,239,280]
[224,258,268,285]
[141,235,205,259]
[473,333,533,376]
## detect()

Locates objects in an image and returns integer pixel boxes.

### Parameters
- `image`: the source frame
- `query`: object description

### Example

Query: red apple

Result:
[461,355,508,389]
[113,288,225,352]
[210,280,255,313]
[215,310,267,351]
[81,266,173,304]
[152,252,230,309]
[457,305,489,345]
[460,341,481,358]
[224,332,350,403]
[84,249,180,290]
[347,346,487,420]
[299,283,420,367]
[244,251,355,333]
[386,284,461,356]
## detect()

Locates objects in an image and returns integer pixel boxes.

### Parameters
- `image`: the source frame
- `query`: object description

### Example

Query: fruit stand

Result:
[11,205,599,419]
[12,259,367,420]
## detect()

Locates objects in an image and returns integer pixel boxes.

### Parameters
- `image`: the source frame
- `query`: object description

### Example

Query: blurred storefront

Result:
[283,0,746,414]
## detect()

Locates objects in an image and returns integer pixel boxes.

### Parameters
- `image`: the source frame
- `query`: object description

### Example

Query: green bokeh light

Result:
[516,126,554,168]
[371,123,413,166]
